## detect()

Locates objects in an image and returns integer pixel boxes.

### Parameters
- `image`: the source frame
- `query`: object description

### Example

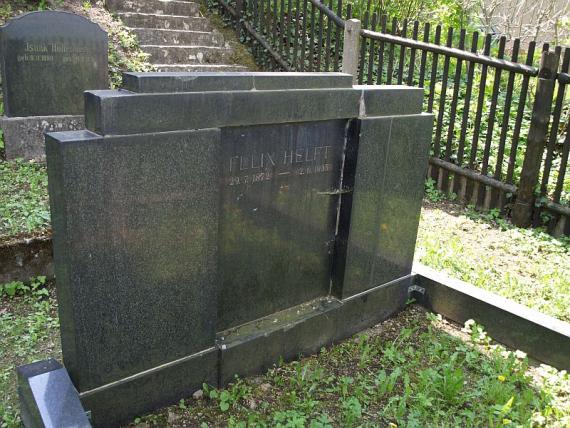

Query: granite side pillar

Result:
[336,114,433,298]
[46,129,221,392]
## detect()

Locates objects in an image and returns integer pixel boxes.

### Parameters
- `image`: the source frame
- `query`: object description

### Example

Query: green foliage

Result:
[0,277,60,427]
[344,0,476,29]
[107,26,154,89]
[0,160,50,239]
[0,276,49,299]
[425,178,456,202]
[156,308,570,426]
[203,379,252,412]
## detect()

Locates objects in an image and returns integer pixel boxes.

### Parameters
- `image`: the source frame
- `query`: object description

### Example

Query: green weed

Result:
[0,160,50,240]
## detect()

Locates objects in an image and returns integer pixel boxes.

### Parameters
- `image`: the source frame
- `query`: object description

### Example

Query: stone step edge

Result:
[118,12,206,19]
[141,44,230,49]
[128,27,216,35]
[154,64,249,68]
[156,0,199,4]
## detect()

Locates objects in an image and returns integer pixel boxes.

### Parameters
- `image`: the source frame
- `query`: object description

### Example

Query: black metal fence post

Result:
[235,0,245,38]
[512,51,560,227]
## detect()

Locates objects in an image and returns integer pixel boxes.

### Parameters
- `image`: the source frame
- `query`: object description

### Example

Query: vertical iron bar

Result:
[375,14,387,84]
[407,20,419,86]
[308,1,316,71]
[441,28,465,193]
[333,0,342,71]
[299,0,308,71]
[259,0,265,35]
[468,33,492,170]
[492,38,520,208]
[316,1,324,71]
[279,0,285,55]
[285,0,292,61]
[386,17,398,85]
[478,35,506,207]
[272,0,278,46]
[324,0,333,71]
[418,22,430,88]
[552,115,569,205]
[366,13,378,84]
[292,0,300,70]
[456,31,479,168]
[427,25,441,112]
[357,11,369,84]
[397,19,407,84]
[506,41,536,185]
[433,27,454,167]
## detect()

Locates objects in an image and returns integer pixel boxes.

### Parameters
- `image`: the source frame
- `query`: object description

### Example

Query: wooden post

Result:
[342,19,361,83]
[512,51,559,227]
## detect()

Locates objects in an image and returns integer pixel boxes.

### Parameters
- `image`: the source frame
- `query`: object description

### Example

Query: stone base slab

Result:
[412,263,570,371]
[20,268,570,427]
[1,115,84,161]
[80,347,219,428]
[218,276,410,385]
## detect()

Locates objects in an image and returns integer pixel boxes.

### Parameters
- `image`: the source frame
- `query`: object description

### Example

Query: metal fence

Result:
[214,0,570,235]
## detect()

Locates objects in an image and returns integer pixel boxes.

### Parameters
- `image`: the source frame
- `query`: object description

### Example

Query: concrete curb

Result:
[412,263,570,371]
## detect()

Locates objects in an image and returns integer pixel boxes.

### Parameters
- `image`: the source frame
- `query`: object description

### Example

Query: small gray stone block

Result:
[122,72,354,93]
[17,359,91,428]
[356,85,424,117]
[1,115,84,161]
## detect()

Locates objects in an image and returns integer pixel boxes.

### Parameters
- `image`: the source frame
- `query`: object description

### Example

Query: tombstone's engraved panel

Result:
[0,11,108,117]
[219,120,347,329]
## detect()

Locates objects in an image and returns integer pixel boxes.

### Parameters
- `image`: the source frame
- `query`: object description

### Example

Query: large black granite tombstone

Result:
[0,11,108,160]
[29,73,433,427]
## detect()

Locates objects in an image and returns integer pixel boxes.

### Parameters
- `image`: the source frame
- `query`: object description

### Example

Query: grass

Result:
[0,278,60,428]
[0,287,568,427]
[0,161,50,243]
[128,307,569,427]
[416,185,570,322]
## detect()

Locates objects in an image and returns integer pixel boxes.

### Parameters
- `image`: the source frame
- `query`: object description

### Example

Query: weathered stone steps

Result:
[142,44,233,64]
[111,0,251,74]
[131,28,224,46]
[108,0,200,16]
[118,13,212,31]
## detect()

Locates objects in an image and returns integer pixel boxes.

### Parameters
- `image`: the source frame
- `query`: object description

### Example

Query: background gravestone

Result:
[0,11,108,160]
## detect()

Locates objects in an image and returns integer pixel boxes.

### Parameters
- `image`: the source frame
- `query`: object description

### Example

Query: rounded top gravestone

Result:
[0,11,108,117]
